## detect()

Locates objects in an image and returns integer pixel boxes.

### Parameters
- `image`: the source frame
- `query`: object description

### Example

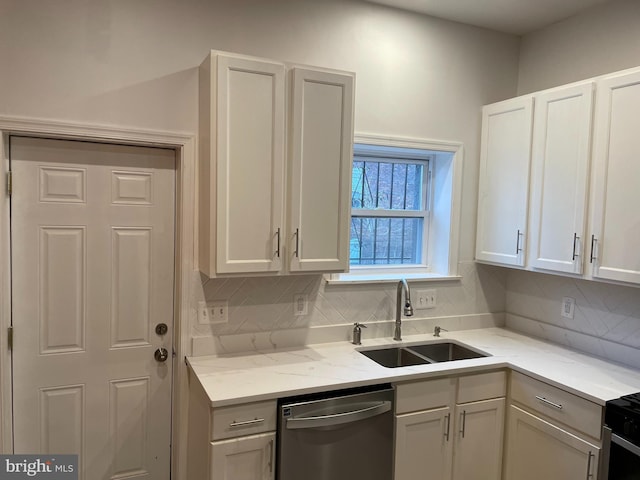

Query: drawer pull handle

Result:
[535,396,563,410]
[268,439,274,473]
[459,410,467,438]
[229,418,265,428]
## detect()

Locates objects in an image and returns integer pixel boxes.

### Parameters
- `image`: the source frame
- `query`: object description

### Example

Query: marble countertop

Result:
[187,327,640,408]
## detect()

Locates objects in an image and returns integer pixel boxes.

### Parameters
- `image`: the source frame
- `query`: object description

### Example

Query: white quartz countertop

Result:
[187,328,640,408]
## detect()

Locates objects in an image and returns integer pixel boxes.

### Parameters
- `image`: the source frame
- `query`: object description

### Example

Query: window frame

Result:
[328,133,464,284]
[350,148,433,268]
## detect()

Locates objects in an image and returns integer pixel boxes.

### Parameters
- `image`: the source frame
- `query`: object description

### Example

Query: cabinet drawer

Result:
[396,377,455,414]
[212,400,277,440]
[510,372,602,439]
[457,370,506,404]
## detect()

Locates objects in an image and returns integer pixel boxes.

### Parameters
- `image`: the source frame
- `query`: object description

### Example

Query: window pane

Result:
[405,163,423,210]
[362,162,379,209]
[351,161,364,208]
[377,162,392,209]
[350,216,423,265]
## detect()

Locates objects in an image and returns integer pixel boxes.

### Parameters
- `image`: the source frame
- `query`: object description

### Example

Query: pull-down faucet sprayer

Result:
[394,279,413,341]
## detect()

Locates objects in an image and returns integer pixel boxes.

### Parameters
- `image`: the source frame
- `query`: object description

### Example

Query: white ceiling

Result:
[367,0,613,35]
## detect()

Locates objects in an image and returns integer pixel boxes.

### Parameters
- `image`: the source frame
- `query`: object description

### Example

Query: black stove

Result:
[606,393,640,443]
[602,393,640,479]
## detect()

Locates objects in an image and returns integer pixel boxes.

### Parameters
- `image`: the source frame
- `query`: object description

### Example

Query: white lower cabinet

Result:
[504,372,602,480]
[187,372,277,480]
[394,371,506,480]
[395,407,453,480]
[210,432,276,480]
[505,406,599,480]
[452,398,505,480]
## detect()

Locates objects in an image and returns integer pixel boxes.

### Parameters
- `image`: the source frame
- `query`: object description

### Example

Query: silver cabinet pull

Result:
[535,396,563,410]
[586,451,594,479]
[590,235,597,264]
[268,439,274,473]
[459,410,466,438]
[516,230,523,254]
[275,228,281,258]
[294,228,300,258]
[572,233,580,261]
[444,413,451,441]
[229,418,265,428]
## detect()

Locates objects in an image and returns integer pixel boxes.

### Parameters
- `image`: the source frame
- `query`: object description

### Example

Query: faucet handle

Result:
[354,322,367,328]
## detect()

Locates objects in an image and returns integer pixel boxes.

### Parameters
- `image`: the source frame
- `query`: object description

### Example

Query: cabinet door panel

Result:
[529,83,594,274]
[215,54,286,274]
[210,432,275,480]
[476,97,533,267]
[289,68,354,272]
[452,398,505,480]
[395,408,453,480]
[505,406,599,480]
[591,70,640,284]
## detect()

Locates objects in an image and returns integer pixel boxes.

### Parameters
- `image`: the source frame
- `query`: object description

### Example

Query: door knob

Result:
[154,347,169,362]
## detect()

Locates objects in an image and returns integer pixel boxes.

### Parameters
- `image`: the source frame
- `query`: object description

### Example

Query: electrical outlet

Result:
[198,300,228,324]
[561,297,575,319]
[415,289,437,309]
[294,294,308,316]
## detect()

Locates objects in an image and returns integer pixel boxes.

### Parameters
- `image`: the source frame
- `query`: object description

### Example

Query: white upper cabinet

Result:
[199,53,286,276]
[476,97,534,267]
[199,51,354,276]
[590,69,640,284]
[528,83,594,275]
[288,68,354,272]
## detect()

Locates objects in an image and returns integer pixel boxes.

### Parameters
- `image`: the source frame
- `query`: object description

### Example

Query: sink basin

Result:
[360,347,430,368]
[407,342,486,362]
[359,341,488,368]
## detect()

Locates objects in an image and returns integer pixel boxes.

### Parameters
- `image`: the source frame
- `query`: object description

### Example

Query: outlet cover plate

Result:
[415,289,437,310]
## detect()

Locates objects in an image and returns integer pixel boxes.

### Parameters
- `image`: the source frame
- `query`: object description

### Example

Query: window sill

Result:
[325,271,462,285]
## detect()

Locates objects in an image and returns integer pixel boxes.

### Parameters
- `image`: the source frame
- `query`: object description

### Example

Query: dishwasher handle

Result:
[285,401,391,430]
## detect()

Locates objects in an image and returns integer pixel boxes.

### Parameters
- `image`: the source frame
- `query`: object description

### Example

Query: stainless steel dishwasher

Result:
[277,385,394,480]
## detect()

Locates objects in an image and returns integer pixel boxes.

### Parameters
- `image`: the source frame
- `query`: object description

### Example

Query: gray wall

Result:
[517,0,640,94]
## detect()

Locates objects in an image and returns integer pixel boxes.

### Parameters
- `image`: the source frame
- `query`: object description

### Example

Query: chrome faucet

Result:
[394,279,414,341]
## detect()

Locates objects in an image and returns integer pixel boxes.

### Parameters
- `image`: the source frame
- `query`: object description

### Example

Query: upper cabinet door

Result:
[528,83,594,275]
[476,97,533,267]
[288,67,354,273]
[199,52,286,275]
[590,70,640,284]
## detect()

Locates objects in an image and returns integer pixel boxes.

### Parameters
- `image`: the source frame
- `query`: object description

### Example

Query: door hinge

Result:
[6,171,12,196]
[8,326,13,350]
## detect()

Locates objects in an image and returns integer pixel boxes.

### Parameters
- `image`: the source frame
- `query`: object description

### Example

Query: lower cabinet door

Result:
[210,432,276,480]
[395,407,453,480]
[505,405,600,480]
[452,398,505,480]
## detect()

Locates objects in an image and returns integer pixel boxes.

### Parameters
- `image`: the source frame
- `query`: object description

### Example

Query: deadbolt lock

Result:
[155,323,168,335]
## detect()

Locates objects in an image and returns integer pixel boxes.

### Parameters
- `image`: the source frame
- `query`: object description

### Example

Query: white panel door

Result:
[504,406,599,480]
[210,432,276,480]
[452,398,505,480]
[590,69,640,284]
[476,97,533,267]
[214,53,286,274]
[11,137,175,480]
[395,408,453,480]
[529,83,594,274]
[289,67,354,272]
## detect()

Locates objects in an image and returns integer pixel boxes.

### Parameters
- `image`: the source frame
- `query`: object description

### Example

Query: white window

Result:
[350,145,431,266]
[329,134,463,284]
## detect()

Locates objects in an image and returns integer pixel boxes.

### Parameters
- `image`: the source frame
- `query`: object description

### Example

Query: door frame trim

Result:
[0,115,196,480]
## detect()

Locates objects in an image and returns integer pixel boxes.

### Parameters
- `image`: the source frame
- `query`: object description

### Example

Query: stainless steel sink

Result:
[359,341,488,368]
[359,347,429,368]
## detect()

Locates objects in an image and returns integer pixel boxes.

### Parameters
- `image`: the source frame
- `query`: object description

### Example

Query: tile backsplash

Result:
[505,269,640,368]
[191,261,507,355]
